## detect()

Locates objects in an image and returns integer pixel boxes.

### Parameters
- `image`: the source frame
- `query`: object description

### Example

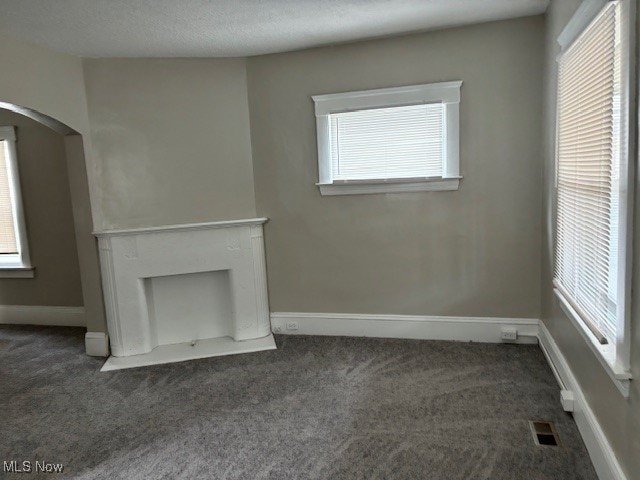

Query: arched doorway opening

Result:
[0,101,108,357]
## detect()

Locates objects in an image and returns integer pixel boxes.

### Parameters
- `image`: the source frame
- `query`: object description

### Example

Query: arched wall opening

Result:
[0,101,108,356]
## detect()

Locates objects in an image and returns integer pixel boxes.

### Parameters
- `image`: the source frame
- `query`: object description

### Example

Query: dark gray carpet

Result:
[0,325,597,479]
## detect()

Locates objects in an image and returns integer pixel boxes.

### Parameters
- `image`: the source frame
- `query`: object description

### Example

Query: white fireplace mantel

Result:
[95,218,275,371]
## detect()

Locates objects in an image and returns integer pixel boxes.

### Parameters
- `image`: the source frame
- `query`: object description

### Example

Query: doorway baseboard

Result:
[0,305,85,327]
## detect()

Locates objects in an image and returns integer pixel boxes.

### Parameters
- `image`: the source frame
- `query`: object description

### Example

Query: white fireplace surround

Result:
[95,218,275,370]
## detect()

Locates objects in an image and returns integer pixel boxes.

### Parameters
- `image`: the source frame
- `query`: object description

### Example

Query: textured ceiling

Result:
[0,0,549,57]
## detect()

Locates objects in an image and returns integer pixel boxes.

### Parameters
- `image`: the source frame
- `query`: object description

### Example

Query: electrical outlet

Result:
[272,325,282,333]
[286,322,299,331]
[500,327,518,342]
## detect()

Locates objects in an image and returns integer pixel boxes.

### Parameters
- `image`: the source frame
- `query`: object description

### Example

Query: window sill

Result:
[553,288,631,397]
[317,177,461,196]
[0,266,35,278]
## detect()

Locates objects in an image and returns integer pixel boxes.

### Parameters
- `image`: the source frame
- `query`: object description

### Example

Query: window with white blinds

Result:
[0,126,31,273]
[329,104,444,181]
[0,140,18,254]
[553,0,628,347]
[313,81,462,196]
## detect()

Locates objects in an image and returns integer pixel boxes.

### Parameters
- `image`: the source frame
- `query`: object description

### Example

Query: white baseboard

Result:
[538,322,627,480]
[270,312,539,344]
[85,332,109,357]
[0,305,86,327]
[270,312,626,480]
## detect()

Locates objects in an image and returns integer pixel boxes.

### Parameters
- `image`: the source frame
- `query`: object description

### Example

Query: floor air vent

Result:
[529,421,560,447]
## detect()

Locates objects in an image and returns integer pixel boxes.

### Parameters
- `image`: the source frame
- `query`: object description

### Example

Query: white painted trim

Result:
[85,331,109,357]
[616,0,637,387]
[557,0,608,51]
[318,177,460,196]
[312,81,463,115]
[101,334,276,371]
[0,126,32,271]
[0,305,85,327]
[93,217,268,237]
[553,0,635,388]
[0,102,76,136]
[313,81,462,195]
[443,101,461,178]
[270,312,539,343]
[538,322,628,480]
[0,125,16,142]
[315,115,332,185]
[96,233,121,354]
[554,289,632,398]
[250,224,271,333]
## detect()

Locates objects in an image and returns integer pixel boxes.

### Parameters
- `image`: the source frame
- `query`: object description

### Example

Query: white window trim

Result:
[0,126,33,278]
[557,0,610,50]
[554,288,631,397]
[312,81,462,196]
[553,0,635,397]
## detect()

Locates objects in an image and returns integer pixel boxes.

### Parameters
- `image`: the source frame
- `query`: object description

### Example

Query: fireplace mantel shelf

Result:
[94,217,268,237]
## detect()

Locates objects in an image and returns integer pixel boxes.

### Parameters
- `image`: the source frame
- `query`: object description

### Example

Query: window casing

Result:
[0,126,32,277]
[312,82,462,196]
[553,0,633,396]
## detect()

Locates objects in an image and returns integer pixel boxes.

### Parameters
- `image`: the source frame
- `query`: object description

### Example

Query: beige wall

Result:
[0,110,83,306]
[247,16,544,317]
[0,32,102,238]
[541,1,640,478]
[0,33,90,135]
[63,135,108,333]
[0,35,107,333]
[82,58,257,230]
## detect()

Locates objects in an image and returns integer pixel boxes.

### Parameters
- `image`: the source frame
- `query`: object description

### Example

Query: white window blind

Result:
[0,140,18,254]
[554,1,624,344]
[329,104,444,181]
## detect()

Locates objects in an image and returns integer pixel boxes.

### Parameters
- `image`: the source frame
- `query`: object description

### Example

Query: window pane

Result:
[329,104,444,181]
[554,2,621,342]
[0,140,18,254]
